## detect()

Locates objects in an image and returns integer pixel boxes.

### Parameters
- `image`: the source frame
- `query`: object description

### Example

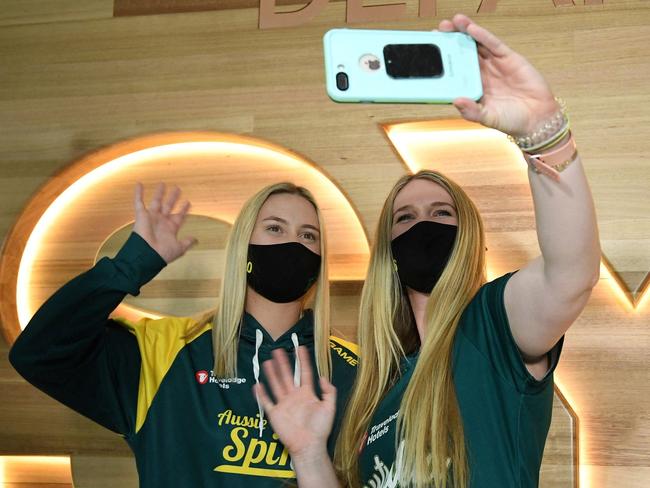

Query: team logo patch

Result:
[196,370,209,384]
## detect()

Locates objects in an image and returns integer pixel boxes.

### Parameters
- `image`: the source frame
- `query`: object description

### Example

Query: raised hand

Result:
[440,13,561,138]
[132,182,197,264]
[255,346,336,460]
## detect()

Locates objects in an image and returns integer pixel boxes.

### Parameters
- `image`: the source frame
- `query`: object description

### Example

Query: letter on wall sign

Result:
[418,0,437,18]
[346,0,407,23]
[259,0,329,29]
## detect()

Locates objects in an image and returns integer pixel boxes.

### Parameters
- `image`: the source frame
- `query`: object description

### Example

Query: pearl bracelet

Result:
[507,97,569,151]
[523,121,570,154]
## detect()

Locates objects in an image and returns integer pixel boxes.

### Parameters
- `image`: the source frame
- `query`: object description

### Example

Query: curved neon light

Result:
[5,136,369,333]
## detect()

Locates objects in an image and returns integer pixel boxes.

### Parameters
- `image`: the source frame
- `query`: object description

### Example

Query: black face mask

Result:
[246,242,321,303]
[390,220,458,294]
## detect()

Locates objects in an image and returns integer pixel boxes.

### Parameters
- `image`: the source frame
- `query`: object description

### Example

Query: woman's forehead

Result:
[393,178,453,209]
[259,193,318,223]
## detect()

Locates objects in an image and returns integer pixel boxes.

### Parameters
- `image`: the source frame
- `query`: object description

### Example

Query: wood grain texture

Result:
[114,0,345,17]
[0,0,111,27]
[1,1,649,486]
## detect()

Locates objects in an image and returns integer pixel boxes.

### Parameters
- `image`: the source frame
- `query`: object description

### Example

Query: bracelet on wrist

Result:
[522,122,571,154]
[524,131,579,181]
[507,97,569,151]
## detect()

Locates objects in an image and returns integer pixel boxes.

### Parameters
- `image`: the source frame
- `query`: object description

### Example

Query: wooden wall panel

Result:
[1,1,649,486]
[113,0,343,17]
[0,0,111,27]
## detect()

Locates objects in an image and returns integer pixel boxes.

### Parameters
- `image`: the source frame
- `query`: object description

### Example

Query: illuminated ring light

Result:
[384,119,583,486]
[0,456,72,485]
[0,131,370,345]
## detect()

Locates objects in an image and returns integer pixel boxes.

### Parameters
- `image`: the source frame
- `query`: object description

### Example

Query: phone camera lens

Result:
[336,72,349,91]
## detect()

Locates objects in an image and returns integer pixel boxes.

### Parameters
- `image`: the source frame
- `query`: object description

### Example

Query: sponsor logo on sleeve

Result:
[195,370,209,384]
[195,370,247,389]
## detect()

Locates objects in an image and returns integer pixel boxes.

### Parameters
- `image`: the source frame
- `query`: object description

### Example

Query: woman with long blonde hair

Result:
[255,13,600,488]
[10,181,358,488]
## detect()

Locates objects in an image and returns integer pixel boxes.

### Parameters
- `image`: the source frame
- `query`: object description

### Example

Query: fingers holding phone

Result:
[437,13,559,135]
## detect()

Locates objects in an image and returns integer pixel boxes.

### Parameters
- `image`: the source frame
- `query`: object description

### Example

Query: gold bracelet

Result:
[524,132,579,181]
[529,149,578,175]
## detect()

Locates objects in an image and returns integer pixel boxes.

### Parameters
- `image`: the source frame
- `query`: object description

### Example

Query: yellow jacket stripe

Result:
[114,316,212,433]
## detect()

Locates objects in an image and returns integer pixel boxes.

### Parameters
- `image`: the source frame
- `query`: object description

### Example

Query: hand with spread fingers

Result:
[256,346,336,456]
[439,13,560,138]
[255,346,341,487]
[133,182,198,264]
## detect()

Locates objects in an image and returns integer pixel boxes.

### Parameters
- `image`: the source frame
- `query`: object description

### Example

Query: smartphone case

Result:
[323,28,483,104]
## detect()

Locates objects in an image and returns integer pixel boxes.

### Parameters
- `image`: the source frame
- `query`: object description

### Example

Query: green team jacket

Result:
[9,231,359,488]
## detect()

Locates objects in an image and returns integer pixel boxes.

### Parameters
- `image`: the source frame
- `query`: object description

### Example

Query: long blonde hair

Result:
[187,182,331,379]
[334,170,486,488]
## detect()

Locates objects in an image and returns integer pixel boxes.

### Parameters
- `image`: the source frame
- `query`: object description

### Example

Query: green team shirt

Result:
[10,232,359,488]
[359,272,564,488]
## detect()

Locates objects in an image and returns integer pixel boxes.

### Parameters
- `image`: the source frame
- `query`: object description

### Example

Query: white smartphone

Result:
[323,28,483,104]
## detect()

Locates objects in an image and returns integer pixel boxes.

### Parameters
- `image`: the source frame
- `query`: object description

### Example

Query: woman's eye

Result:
[267,225,281,233]
[434,210,452,217]
[396,214,412,223]
[302,232,317,241]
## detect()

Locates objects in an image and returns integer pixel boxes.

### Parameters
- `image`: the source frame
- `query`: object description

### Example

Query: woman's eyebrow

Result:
[263,217,320,232]
[430,201,456,210]
[393,204,414,216]
[393,201,456,216]
[262,216,287,224]
[301,224,320,232]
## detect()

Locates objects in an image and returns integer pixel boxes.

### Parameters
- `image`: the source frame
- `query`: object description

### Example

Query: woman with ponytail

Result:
[256,13,600,488]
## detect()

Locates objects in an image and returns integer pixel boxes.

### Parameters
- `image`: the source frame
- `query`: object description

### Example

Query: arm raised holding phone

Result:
[265,13,600,488]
